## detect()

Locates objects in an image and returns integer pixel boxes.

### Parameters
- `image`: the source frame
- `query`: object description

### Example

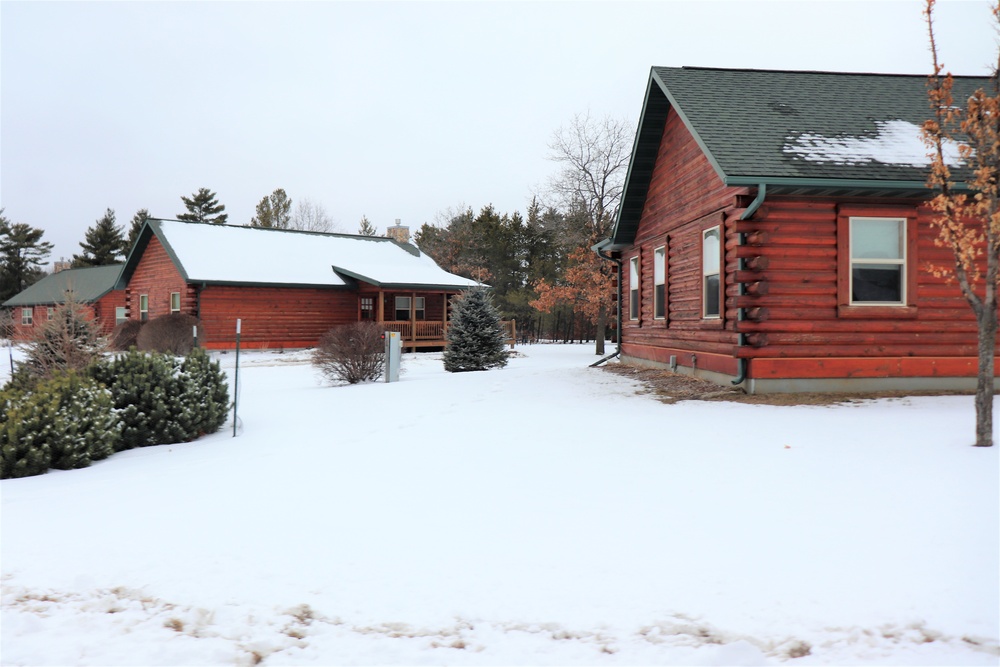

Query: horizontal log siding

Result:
[732,199,982,369]
[93,290,126,334]
[198,286,357,349]
[619,106,988,382]
[622,107,745,375]
[127,237,191,320]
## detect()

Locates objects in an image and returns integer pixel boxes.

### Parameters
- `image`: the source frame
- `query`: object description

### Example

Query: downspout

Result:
[732,184,767,386]
[590,243,623,368]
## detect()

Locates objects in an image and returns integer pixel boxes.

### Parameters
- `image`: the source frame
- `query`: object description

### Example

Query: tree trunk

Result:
[975,302,997,447]
[595,304,607,355]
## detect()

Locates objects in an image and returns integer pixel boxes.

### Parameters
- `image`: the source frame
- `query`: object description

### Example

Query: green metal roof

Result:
[611,66,989,247]
[3,264,123,307]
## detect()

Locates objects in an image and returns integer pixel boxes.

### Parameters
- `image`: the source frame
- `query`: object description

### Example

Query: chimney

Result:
[385,218,410,244]
[53,259,71,274]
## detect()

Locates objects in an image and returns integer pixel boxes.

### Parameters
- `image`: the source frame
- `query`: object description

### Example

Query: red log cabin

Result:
[3,264,126,338]
[596,67,995,393]
[113,219,481,350]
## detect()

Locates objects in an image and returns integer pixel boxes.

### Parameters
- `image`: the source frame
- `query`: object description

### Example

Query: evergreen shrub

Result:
[443,287,508,373]
[91,350,191,449]
[0,371,119,479]
[178,348,230,436]
[91,348,230,449]
[22,294,107,380]
[312,321,385,384]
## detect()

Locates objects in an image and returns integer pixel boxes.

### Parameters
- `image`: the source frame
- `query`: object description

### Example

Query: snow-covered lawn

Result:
[1,343,997,666]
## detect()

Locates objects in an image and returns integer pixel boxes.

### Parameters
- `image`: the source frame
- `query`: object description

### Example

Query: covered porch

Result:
[361,289,515,350]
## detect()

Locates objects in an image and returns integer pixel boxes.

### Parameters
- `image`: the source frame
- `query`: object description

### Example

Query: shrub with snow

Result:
[178,347,230,436]
[0,370,119,478]
[21,294,107,381]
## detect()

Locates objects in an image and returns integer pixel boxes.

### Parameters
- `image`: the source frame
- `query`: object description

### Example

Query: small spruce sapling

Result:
[443,287,508,372]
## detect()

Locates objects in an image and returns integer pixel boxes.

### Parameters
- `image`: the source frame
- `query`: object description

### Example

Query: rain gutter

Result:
[590,239,623,367]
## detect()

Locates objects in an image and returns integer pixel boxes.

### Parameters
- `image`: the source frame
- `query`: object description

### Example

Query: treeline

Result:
[415,199,599,343]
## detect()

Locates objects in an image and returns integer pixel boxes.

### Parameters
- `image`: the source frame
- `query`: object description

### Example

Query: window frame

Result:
[46,307,54,321]
[837,207,918,319]
[653,245,666,320]
[21,307,33,326]
[629,256,639,321]
[115,306,128,325]
[170,292,181,314]
[702,226,722,319]
[139,294,149,322]
[394,296,425,321]
[360,296,375,320]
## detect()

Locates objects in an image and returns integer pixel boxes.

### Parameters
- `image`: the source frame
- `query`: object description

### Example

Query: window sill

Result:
[838,305,918,319]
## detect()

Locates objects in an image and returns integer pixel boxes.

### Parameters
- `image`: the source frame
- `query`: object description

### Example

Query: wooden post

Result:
[377,289,384,323]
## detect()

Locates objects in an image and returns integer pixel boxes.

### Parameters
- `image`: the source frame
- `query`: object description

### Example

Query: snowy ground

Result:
[1,343,997,666]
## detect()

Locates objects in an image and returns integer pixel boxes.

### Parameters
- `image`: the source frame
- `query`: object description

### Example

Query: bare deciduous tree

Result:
[548,111,633,242]
[547,112,633,354]
[291,198,339,233]
[922,0,1000,447]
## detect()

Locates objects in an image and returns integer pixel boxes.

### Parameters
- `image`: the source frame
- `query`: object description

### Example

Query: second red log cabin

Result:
[596,66,995,393]
[117,219,481,349]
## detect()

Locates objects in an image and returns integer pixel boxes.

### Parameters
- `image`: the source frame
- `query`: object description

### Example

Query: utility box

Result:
[384,331,401,383]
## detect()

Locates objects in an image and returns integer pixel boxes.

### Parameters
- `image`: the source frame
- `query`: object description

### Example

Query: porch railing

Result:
[381,319,517,346]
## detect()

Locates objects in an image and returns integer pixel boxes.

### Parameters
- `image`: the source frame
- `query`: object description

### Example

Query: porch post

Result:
[377,289,384,323]
[410,291,417,345]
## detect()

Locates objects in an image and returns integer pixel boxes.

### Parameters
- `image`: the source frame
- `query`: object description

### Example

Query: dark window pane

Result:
[704,275,720,317]
[654,285,665,318]
[852,265,902,302]
[630,289,639,319]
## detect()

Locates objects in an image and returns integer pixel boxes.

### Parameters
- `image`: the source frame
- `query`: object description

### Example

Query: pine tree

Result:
[72,208,127,267]
[250,188,292,228]
[443,287,508,372]
[126,208,150,251]
[0,211,53,302]
[358,215,377,236]
[177,187,228,224]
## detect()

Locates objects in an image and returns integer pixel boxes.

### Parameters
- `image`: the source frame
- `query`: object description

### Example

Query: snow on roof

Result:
[783,120,967,168]
[154,220,478,289]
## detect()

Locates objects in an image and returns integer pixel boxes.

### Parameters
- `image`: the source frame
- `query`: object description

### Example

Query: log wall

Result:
[619,106,991,384]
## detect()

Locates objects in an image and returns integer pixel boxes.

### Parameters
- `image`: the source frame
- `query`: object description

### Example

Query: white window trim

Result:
[849,217,907,306]
[21,307,33,326]
[629,256,639,321]
[170,292,181,313]
[115,306,127,325]
[653,246,666,320]
[139,294,149,321]
[702,227,721,319]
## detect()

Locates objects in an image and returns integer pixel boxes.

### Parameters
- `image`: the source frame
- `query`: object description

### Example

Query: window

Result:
[21,308,33,326]
[702,227,721,318]
[653,246,666,320]
[360,297,374,320]
[115,307,127,325]
[47,307,54,321]
[850,217,905,304]
[139,294,149,322]
[394,296,426,321]
[629,256,639,320]
[170,292,181,313]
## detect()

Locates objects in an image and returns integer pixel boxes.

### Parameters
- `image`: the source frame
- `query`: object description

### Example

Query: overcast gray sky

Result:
[1,0,996,267]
